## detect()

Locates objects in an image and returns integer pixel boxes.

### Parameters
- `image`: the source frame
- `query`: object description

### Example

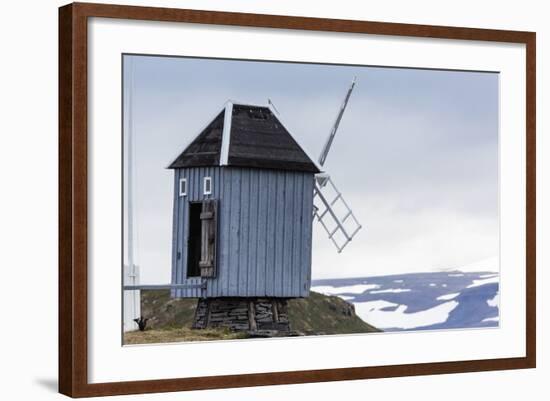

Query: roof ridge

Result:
[219,102,233,166]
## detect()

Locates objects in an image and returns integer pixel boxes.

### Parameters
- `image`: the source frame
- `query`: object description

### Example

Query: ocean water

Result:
[312,271,499,332]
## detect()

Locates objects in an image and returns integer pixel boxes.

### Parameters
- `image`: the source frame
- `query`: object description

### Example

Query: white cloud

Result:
[443,256,499,273]
[311,202,499,278]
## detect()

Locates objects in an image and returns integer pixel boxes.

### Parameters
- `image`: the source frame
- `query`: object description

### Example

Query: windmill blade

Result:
[318,77,356,167]
[313,174,362,253]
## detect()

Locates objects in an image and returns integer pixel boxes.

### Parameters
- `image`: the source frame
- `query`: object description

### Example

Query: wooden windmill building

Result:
[168,82,361,332]
[168,102,320,331]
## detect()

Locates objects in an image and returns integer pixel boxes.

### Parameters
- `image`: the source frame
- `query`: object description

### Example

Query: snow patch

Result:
[311,284,380,296]
[487,292,499,307]
[429,283,437,287]
[369,288,411,294]
[437,292,460,301]
[355,300,459,330]
[448,273,464,277]
[467,276,499,288]
[482,316,499,323]
[393,279,404,283]
[354,300,398,313]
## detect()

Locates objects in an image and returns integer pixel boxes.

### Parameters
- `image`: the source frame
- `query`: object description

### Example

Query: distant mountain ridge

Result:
[439,256,499,273]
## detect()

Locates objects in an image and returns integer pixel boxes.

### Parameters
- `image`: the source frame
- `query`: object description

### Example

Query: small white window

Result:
[204,177,212,195]
[179,178,187,197]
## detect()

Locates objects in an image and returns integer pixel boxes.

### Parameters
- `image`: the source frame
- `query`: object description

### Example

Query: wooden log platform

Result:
[192,297,290,332]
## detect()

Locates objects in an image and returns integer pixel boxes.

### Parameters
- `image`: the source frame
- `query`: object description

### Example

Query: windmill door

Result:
[199,200,218,278]
[184,200,218,294]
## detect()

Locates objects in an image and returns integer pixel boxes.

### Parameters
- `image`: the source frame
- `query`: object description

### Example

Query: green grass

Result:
[289,291,379,334]
[124,327,247,344]
[137,289,198,330]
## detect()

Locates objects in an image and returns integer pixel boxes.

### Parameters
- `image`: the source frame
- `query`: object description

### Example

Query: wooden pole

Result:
[248,300,257,331]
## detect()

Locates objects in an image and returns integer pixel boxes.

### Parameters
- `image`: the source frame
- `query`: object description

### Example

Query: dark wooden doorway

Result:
[187,202,202,277]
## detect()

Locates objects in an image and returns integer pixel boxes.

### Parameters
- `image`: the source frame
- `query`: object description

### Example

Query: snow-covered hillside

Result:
[312,268,499,332]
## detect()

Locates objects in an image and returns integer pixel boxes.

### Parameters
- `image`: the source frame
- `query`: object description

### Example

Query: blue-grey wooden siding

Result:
[171,166,314,298]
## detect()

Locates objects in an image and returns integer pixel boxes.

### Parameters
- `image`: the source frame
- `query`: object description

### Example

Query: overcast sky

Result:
[123,54,499,283]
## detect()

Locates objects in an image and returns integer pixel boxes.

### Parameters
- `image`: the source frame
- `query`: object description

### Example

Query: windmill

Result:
[163,77,363,331]
[313,77,362,253]
[122,76,363,334]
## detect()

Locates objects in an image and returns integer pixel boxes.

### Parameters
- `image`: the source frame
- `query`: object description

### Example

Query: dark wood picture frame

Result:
[59,2,536,397]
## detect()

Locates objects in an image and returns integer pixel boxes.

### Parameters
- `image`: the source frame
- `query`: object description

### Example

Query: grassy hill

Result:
[288,291,379,334]
[124,290,379,344]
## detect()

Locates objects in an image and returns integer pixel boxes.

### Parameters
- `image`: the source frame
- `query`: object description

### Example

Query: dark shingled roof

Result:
[168,110,225,168]
[168,103,320,173]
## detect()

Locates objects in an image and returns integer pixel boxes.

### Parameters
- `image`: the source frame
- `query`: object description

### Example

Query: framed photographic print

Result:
[58,2,536,397]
